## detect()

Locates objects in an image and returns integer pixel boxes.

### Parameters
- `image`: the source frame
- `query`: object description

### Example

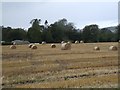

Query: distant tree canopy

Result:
[116,24,120,40]
[99,28,115,42]
[1,18,119,43]
[27,19,43,43]
[82,24,99,43]
[2,27,27,42]
[48,18,79,42]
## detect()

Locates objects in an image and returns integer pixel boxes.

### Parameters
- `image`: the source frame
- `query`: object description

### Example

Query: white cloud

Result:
[1,0,119,2]
[0,3,2,26]
[93,20,118,28]
[2,2,118,29]
[77,20,118,29]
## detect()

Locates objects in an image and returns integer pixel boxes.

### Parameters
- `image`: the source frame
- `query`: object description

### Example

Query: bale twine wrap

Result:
[51,44,56,48]
[94,46,100,50]
[31,45,37,49]
[10,45,16,49]
[61,43,71,50]
[109,46,117,51]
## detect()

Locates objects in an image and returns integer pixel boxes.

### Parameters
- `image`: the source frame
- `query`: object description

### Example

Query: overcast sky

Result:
[1,0,119,30]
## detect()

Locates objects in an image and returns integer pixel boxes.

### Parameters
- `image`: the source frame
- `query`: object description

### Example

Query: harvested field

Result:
[1,42,119,88]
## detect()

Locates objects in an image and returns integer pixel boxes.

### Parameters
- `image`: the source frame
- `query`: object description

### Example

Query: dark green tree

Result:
[116,24,120,41]
[48,19,67,42]
[65,22,80,42]
[48,18,78,42]
[27,19,43,43]
[82,24,99,42]
[99,28,115,42]
[2,27,27,42]
[45,20,48,25]
[42,30,53,43]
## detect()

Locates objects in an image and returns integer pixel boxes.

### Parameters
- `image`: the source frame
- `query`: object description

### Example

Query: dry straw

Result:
[75,40,79,44]
[51,44,56,48]
[67,41,72,44]
[28,44,33,48]
[61,43,71,50]
[94,46,100,50]
[42,41,46,45]
[31,45,37,49]
[10,45,16,49]
[109,46,117,51]
[61,41,65,44]
[80,40,84,43]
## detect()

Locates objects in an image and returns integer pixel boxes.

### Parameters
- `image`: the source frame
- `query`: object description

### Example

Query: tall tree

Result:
[27,19,42,43]
[99,28,114,42]
[45,20,48,25]
[116,24,120,41]
[30,19,41,28]
[2,27,27,42]
[44,20,48,29]
[48,18,78,42]
[82,24,99,42]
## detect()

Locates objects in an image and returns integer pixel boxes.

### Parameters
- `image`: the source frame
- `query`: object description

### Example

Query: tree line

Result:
[1,18,120,43]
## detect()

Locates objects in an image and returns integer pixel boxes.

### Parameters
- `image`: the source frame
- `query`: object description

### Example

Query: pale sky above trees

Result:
[1,0,119,29]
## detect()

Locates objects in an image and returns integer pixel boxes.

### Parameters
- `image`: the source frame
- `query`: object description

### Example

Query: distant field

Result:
[2,42,119,88]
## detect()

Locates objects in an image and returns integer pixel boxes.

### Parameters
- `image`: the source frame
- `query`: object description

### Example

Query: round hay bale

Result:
[61,43,71,50]
[119,40,120,43]
[42,41,46,45]
[13,42,16,45]
[80,40,84,43]
[67,41,72,44]
[61,41,65,44]
[75,40,79,44]
[10,45,16,49]
[109,46,117,51]
[28,44,33,48]
[51,44,56,48]
[94,46,100,50]
[34,43,40,45]
[31,45,37,49]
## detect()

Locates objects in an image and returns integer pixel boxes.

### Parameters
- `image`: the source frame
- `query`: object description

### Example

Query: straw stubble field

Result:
[2,42,119,88]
